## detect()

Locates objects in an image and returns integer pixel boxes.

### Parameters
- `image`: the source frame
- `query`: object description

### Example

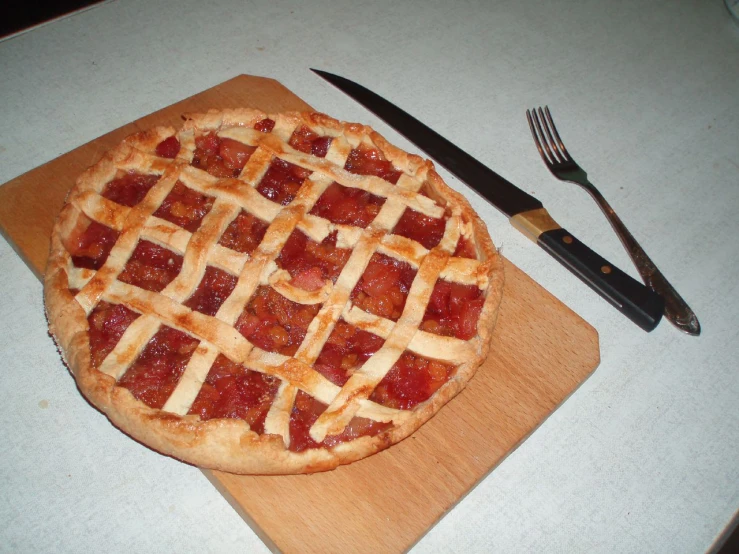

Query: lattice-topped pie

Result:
[44,109,504,474]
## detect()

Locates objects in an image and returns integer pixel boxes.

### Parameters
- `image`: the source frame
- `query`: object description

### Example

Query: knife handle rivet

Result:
[601,265,612,274]
[562,235,573,244]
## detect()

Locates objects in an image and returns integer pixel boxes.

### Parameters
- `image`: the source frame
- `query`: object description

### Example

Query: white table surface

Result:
[1,0,738,552]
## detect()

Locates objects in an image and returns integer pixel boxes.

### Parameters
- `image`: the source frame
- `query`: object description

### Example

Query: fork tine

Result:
[543,106,571,162]
[537,107,564,164]
[530,108,558,165]
[526,109,550,165]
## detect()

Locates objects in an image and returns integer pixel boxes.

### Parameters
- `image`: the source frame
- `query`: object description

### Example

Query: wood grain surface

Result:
[0,75,600,553]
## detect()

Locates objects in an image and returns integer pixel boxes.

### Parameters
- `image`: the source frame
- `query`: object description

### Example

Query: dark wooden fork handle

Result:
[538,228,664,331]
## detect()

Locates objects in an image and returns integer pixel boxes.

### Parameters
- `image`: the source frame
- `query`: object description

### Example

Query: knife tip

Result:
[310,68,340,81]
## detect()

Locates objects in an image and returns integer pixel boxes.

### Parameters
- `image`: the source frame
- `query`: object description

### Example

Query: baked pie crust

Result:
[44,109,504,474]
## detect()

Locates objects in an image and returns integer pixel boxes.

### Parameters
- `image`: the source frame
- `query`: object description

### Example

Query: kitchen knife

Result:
[311,69,664,332]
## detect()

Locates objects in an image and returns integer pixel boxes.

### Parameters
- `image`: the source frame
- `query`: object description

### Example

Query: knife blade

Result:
[311,68,664,332]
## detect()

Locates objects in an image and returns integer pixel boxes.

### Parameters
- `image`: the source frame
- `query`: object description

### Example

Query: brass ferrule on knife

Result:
[509,208,561,241]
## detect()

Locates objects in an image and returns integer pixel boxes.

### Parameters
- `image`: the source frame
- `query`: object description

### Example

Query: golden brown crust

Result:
[44,108,504,474]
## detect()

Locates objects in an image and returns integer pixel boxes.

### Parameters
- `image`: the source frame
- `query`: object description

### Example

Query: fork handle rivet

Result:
[562,235,573,244]
[601,265,612,274]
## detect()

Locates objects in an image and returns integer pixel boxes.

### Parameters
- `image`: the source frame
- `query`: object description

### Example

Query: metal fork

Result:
[526,106,700,335]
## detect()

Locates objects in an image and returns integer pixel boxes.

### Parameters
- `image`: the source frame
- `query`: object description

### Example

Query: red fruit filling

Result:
[235,286,320,356]
[188,354,279,433]
[218,210,269,255]
[344,144,402,184]
[351,253,417,321]
[256,158,312,205]
[102,172,160,207]
[191,132,257,178]
[393,207,447,250]
[184,266,238,316]
[370,352,453,410]
[153,181,214,233]
[254,118,275,133]
[288,267,325,292]
[117,326,199,409]
[88,302,140,368]
[288,125,332,157]
[421,280,484,340]
[155,136,181,159]
[309,181,385,228]
[288,390,391,452]
[454,235,477,259]
[314,320,385,386]
[118,240,183,292]
[70,221,120,270]
[277,230,350,289]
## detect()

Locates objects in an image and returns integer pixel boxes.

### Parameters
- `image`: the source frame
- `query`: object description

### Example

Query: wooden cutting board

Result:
[0,75,599,553]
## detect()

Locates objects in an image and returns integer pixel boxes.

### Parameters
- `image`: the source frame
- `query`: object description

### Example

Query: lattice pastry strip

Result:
[310,248,451,442]
[73,167,181,314]
[44,108,504,474]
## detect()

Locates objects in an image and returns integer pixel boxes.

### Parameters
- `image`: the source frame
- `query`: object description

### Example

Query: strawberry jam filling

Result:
[155,136,181,159]
[351,253,417,320]
[289,125,332,157]
[235,286,320,356]
[393,207,447,250]
[254,118,275,133]
[192,132,257,178]
[184,266,237,316]
[277,230,350,290]
[70,221,120,270]
[118,326,199,409]
[153,181,214,232]
[454,235,477,259]
[421,280,485,340]
[118,240,183,292]
[289,390,391,452]
[188,354,279,433]
[370,352,453,410]
[218,210,268,255]
[88,302,140,368]
[344,144,402,184]
[256,158,312,205]
[315,320,385,386]
[310,181,385,228]
[102,171,160,207]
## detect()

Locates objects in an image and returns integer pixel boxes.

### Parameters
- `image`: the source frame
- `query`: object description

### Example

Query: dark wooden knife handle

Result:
[538,228,664,331]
